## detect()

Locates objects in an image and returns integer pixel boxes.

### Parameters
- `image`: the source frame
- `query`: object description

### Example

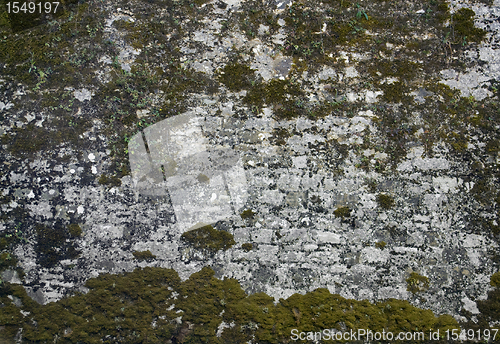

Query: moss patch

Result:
[333,206,351,219]
[449,8,487,45]
[181,225,236,253]
[218,62,257,92]
[132,250,156,261]
[98,174,122,187]
[0,266,460,343]
[238,0,279,39]
[241,243,253,251]
[35,222,80,268]
[491,272,500,288]
[463,272,500,335]
[67,224,82,237]
[0,251,17,271]
[240,209,256,219]
[377,193,395,210]
[406,272,430,294]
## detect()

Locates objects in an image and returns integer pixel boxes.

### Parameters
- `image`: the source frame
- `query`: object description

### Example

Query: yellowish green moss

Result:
[218,62,257,92]
[333,206,351,219]
[486,139,499,154]
[132,250,156,261]
[491,272,500,288]
[476,273,500,326]
[449,8,486,45]
[241,243,253,251]
[406,272,430,294]
[98,174,122,187]
[377,193,395,210]
[446,132,469,152]
[240,209,256,219]
[35,222,80,268]
[0,252,17,271]
[238,0,279,39]
[181,225,236,253]
[0,266,463,343]
[67,224,82,237]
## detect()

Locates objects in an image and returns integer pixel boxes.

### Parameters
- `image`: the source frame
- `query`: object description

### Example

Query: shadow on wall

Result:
[128,112,248,231]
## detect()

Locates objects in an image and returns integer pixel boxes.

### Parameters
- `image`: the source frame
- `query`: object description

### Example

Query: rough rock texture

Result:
[0,0,499,329]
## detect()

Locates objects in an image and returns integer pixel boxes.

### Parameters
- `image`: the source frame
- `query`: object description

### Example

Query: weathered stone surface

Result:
[0,0,499,331]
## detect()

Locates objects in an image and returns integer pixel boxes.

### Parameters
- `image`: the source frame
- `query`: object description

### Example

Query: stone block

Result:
[251,229,274,243]
[260,190,284,206]
[315,231,342,244]
[234,228,250,242]
[258,245,279,264]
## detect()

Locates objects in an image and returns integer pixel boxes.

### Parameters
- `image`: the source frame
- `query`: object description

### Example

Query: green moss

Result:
[369,59,422,82]
[241,243,253,252]
[486,139,499,154]
[240,209,256,219]
[491,272,500,288]
[0,266,462,343]
[333,206,351,218]
[1,125,52,156]
[477,273,500,323]
[406,272,430,294]
[98,174,122,187]
[449,8,486,45]
[282,2,364,61]
[375,241,387,249]
[0,251,17,271]
[181,224,236,253]
[1,97,90,158]
[218,62,257,92]
[471,178,495,205]
[244,79,303,109]
[0,238,8,250]
[35,222,80,268]
[0,0,105,89]
[68,223,82,237]
[0,3,10,33]
[178,267,249,343]
[112,19,135,30]
[380,81,409,103]
[0,284,31,340]
[377,193,395,210]
[242,78,306,117]
[446,132,469,152]
[278,288,457,343]
[132,250,156,261]
[20,267,181,343]
[238,0,279,39]
[270,128,292,146]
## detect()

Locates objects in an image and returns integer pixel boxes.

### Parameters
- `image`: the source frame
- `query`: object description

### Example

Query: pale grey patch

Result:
[1,270,22,284]
[25,287,46,305]
[74,88,93,102]
[129,112,249,232]
[273,57,293,78]
[411,88,434,104]
[0,101,14,111]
